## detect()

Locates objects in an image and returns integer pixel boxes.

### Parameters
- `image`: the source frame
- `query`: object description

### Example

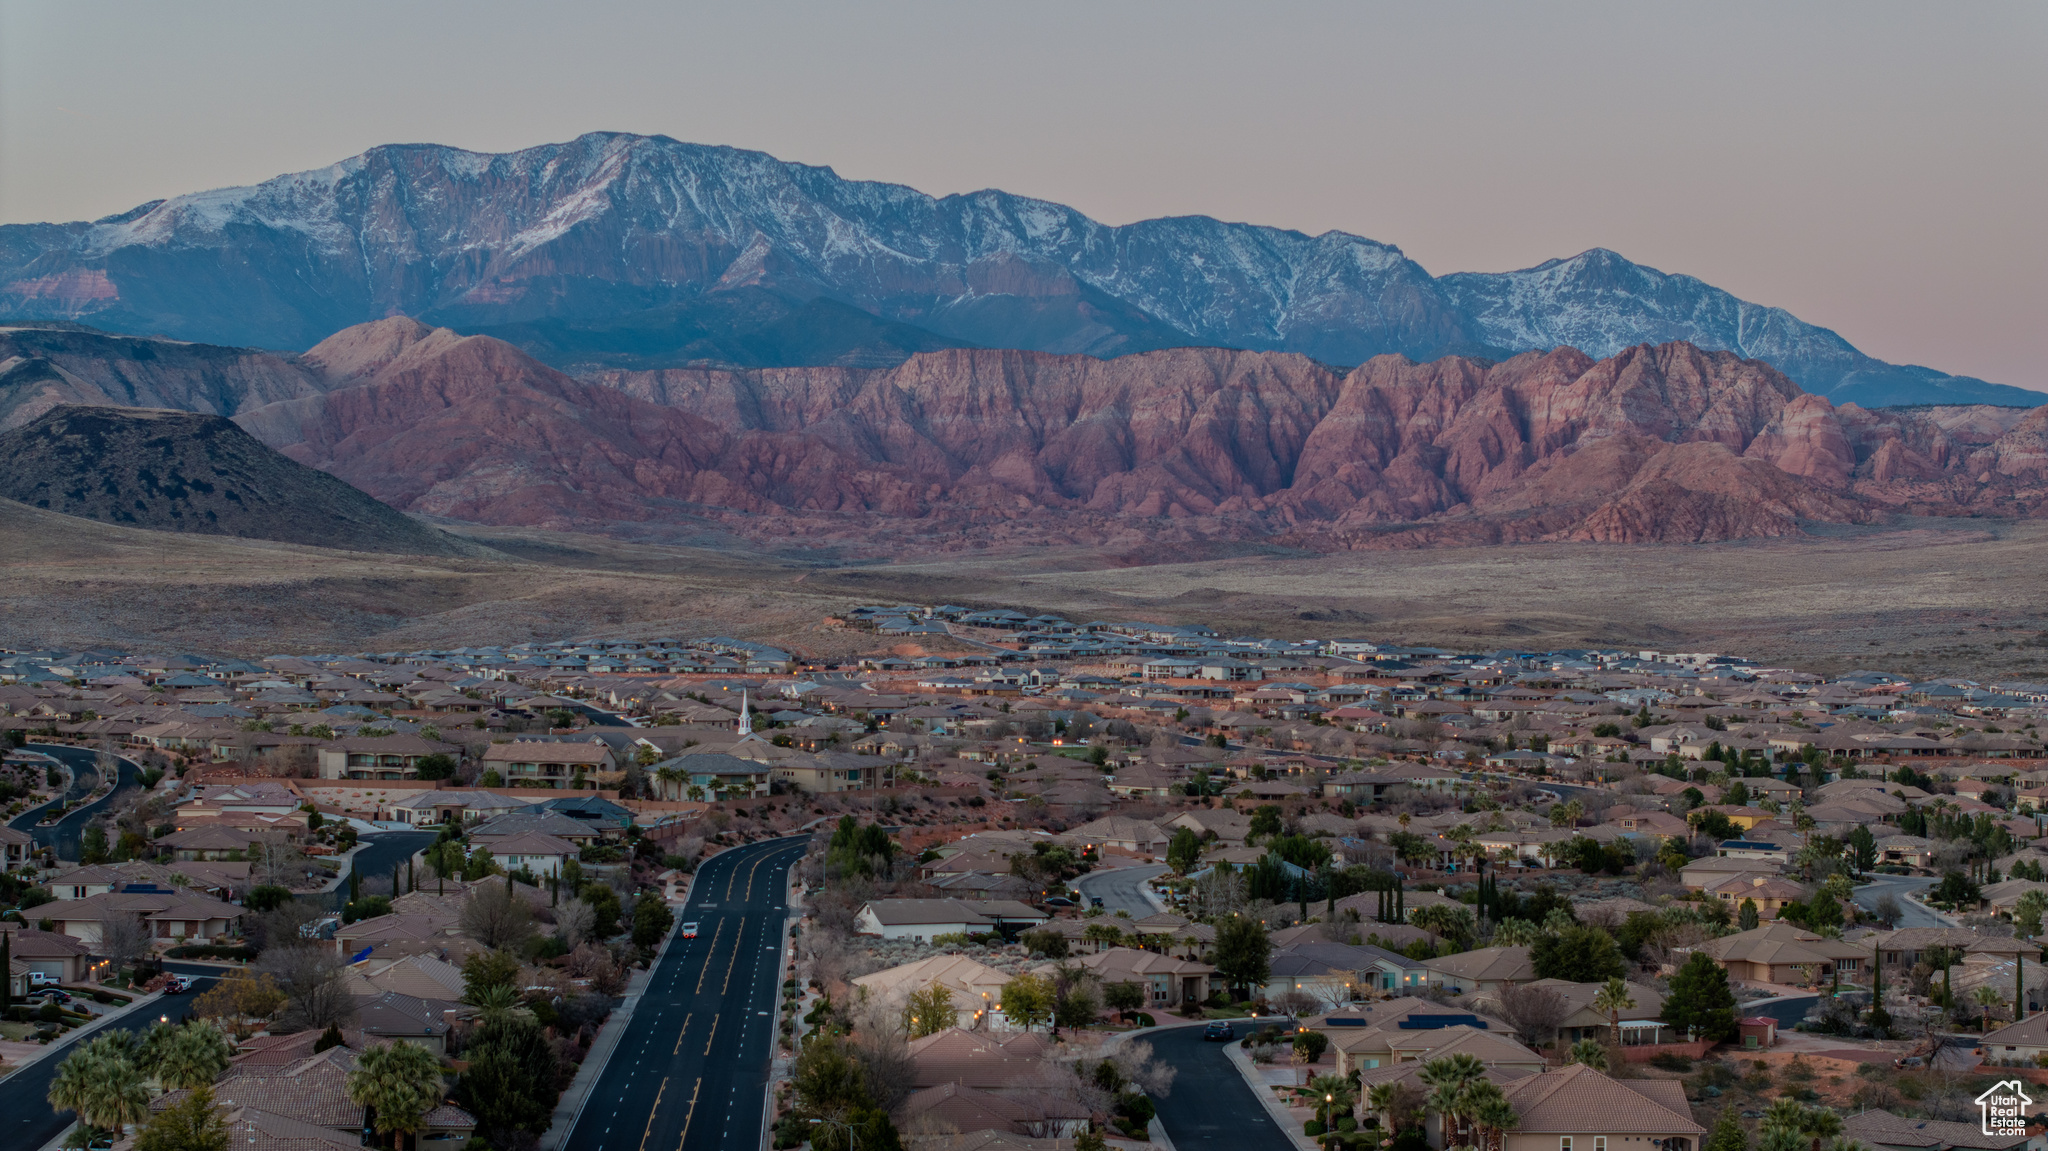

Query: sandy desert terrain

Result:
[4,497,2045,678]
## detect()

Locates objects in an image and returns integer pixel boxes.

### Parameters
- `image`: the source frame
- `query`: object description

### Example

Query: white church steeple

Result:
[738,688,752,736]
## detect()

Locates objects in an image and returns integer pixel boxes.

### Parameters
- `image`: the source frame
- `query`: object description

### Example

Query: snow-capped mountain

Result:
[0,132,2034,407]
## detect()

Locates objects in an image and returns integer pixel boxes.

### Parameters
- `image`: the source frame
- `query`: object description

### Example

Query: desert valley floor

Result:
[5,494,2046,677]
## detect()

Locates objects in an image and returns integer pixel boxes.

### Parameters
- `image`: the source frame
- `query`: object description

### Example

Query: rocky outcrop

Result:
[220,322,2048,553]
[0,322,329,430]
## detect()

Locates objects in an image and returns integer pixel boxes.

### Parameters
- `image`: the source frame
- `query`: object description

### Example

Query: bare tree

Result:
[249,899,322,953]
[1321,907,1363,944]
[846,993,917,1109]
[1187,868,1248,920]
[257,944,357,1032]
[258,840,310,888]
[98,914,154,972]
[1496,984,1572,1048]
[1272,987,1321,1018]
[460,879,538,950]
[554,899,595,948]
[1109,1039,1177,1097]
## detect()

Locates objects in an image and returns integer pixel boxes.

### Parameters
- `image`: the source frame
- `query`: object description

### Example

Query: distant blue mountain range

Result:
[1,132,2035,407]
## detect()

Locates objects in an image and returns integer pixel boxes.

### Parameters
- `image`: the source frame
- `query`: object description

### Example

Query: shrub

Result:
[166,943,257,961]
[1304,1120,1326,1137]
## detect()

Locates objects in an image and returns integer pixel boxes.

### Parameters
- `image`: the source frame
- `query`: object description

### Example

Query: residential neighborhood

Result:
[5,611,2048,1151]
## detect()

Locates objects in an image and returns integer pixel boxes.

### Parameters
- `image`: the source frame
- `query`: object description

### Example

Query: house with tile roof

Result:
[152,1042,476,1145]
[855,955,1016,1029]
[855,899,1048,942]
[43,889,243,945]
[1707,874,1811,921]
[1489,1064,1704,1151]
[1424,945,1535,996]
[317,734,462,781]
[481,831,579,878]
[1041,946,1214,1010]
[907,1029,1055,1092]
[895,1082,1089,1141]
[1463,977,1667,1047]
[1698,922,1869,985]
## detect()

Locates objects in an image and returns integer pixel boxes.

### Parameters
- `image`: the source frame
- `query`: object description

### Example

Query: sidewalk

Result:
[539,861,701,1151]
[0,985,168,1083]
[1222,1041,1321,1151]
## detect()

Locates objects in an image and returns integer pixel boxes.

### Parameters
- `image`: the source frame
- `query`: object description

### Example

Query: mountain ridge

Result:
[212,319,2048,554]
[1,132,2033,408]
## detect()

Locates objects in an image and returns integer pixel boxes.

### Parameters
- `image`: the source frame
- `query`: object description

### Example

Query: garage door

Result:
[26,961,62,979]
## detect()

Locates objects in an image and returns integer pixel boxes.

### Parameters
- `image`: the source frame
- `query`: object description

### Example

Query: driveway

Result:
[1145,1023,1299,1151]
[1076,863,1168,917]
[9,743,143,862]
[1853,873,1949,928]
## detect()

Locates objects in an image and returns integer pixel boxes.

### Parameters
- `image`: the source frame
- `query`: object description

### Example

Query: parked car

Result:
[1203,1021,1234,1041]
[163,976,192,994]
[27,972,60,988]
[680,922,700,939]
[1088,897,1105,909]
[30,988,71,1004]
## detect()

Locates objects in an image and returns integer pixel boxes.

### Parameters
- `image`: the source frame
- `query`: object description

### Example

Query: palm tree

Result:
[467,982,521,1021]
[1592,977,1636,1046]
[1466,1082,1520,1151]
[148,1021,236,1091]
[1975,985,2005,1033]
[1309,1073,1354,1134]
[49,1045,151,1137]
[345,1040,445,1150]
[1367,1083,1406,1132]
[1565,1038,1608,1070]
[1418,1053,1487,1148]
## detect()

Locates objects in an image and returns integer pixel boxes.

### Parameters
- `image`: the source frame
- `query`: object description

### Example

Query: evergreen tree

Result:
[1530,925,1625,982]
[1212,916,1273,999]
[1738,899,1760,931]
[1704,1108,1750,1151]
[1664,952,1739,1042]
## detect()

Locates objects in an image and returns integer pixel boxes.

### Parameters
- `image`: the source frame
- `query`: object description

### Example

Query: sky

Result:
[2,2,2043,386]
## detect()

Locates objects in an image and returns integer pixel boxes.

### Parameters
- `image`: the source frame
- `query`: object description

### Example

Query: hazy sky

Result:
[3,2,2043,385]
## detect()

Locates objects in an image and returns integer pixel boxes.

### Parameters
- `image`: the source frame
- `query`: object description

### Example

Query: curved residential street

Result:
[9,743,143,862]
[1854,873,1949,928]
[1075,862,1169,917]
[1144,1024,1297,1151]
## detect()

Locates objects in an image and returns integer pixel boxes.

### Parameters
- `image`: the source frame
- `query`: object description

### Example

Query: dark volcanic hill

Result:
[1,132,2035,407]
[223,319,2048,554]
[0,404,478,556]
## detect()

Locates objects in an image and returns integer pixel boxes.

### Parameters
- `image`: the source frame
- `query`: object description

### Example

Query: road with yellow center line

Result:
[564,835,806,1151]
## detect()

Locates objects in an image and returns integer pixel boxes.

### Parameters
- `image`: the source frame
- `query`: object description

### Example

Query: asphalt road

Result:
[326,831,442,914]
[1145,1024,1299,1151]
[562,836,805,1151]
[1075,863,1169,917]
[1853,874,1949,928]
[8,744,143,862]
[1744,994,1819,1029]
[0,963,223,1147]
